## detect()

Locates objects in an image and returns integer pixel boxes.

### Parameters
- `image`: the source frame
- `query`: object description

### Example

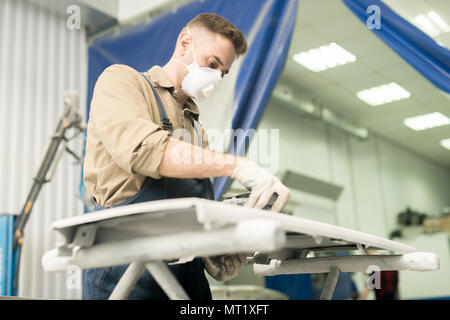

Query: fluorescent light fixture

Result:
[427,11,450,33]
[440,138,450,150]
[404,112,450,131]
[413,11,450,37]
[414,14,441,36]
[293,42,356,72]
[356,82,410,106]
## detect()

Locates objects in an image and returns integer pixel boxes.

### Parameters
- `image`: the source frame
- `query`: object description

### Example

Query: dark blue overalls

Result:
[82,73,215,300]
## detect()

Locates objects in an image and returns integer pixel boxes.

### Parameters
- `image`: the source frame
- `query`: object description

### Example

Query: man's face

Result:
[182,29,236,78]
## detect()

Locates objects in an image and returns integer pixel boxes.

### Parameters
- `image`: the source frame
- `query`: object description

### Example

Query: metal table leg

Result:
[109,262,146,300]
[320,266,340,300]
[146,261,190,300]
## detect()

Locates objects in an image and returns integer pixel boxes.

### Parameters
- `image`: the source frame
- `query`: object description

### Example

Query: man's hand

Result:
[202,254,247,281]
[232,159,291,212]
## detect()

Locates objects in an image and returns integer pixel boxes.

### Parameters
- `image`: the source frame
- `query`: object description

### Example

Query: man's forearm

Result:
[158,137,243,178]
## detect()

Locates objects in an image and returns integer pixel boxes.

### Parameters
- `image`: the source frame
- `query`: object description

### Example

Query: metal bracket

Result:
[298,249,309,259]
[252,252,270,264]
[73,224,97,248]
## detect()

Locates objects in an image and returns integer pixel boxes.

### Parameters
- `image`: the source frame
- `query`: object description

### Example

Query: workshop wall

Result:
[0,0,87,299]
[227,96,450,299]
[256,98,450,237]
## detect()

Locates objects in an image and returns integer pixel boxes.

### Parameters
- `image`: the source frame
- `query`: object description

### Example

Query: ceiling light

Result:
[404,112,450,131]
[414,14,441,36]
[413,11,450,37]
[427,11,450,33]
[293,42,356,72]
[356,82,410,106]
[440,138,450,150]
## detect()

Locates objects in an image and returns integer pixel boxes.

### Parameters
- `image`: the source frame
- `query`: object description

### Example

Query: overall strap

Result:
[140,72,173,132]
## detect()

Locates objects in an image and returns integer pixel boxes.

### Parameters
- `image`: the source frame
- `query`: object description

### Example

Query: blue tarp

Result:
[342,0,450,93]
[212,0,298,199]
[86,0,298,200]
[266,274,314,300]
[0,215,18,296]
[87,0,292,118]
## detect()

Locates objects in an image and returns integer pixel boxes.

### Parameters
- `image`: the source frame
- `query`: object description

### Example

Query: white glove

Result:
[232,159,291,212]
[202,254,246,281]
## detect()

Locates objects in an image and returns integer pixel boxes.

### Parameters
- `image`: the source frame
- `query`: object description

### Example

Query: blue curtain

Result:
[87,0,296,118]
[85,0,299,201]
[266,274,314,300]
[342,0,450,93]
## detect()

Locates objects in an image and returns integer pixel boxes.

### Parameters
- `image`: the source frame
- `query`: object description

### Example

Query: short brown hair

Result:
[187,13,248,56]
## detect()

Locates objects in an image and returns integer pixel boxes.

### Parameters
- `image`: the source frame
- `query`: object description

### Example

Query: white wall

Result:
[235,96,450,298]
[254,97,450,237]
[76,0,179,23]
[117,0,170,22]
[0,0,87,299]
[398,233,450,299]
[215,94,450,296]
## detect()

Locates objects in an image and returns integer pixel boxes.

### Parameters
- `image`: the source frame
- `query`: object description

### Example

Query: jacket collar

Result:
[147,65,200,119]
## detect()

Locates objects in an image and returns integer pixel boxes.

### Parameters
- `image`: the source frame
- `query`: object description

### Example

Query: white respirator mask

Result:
[172,28,222,102]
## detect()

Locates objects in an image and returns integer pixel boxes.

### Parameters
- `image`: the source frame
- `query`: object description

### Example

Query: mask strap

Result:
[186,27,196,63]
[171,26,196,67]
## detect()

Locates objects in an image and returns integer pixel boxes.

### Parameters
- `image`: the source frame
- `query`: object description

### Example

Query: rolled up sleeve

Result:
[90,64,170,179]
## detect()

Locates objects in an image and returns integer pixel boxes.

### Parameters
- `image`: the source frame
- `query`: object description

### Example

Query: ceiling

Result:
[26,0,194,37]
[280,0,450,169]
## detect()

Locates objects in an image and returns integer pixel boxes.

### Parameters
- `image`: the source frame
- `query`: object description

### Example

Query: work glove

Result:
[202,254,246,281]
[232,158,291,212]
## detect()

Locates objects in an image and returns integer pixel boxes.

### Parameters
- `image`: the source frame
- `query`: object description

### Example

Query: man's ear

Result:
[178,31,192,57]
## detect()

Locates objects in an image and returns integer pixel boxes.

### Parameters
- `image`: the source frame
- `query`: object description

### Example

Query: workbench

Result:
[42,198,440,300]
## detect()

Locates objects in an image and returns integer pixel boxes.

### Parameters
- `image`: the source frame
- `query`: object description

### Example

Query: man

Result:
[83,13,291,300]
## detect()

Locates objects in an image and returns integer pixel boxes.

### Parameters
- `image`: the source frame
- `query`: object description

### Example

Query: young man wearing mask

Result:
[83,13,291,300]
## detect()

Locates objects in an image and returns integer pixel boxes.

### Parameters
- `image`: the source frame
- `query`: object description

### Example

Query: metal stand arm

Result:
[109,262,146,300]
[146,261,190,300]
[320,266,340,300]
